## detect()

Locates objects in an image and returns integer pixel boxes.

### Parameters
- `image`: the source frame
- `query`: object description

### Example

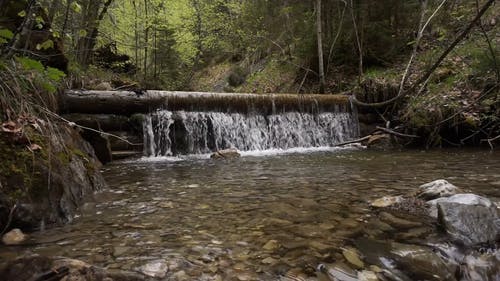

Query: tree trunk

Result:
[143,0,149,78]
[351,0,363,83]
[132,0,139,67]
[60,90,350,115]
[62,0,73,37]
[76,0,114,66]
[316,0,326,94]
[192,0,203,67]
[153,27,157,78]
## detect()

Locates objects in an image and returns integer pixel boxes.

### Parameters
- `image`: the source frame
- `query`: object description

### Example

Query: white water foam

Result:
[131,145,363,163]
[143,110,359,158]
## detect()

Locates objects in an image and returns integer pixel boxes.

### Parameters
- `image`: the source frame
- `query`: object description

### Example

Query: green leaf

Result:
[18,10,26,18]
[406,40,416,46]
[40,81,57,93]
[78,29,87,37]
[0,29,14,40]
[15,56,44,72]
[36,39,54,50]
[46,67,66,82]
[35,16,45,24]
[70,2,82,13]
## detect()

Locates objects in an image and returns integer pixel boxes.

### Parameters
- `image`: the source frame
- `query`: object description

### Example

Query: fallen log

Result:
[60,90,351,115]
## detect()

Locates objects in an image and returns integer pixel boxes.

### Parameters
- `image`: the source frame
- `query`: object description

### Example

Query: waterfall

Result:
[143,109,359,157]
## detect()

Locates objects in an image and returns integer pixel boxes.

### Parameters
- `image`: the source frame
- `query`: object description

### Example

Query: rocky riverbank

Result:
[0,121,106,233]
[321,179,500,281]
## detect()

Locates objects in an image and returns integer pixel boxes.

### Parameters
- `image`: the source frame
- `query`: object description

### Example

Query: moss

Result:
[71,148,88,159]
[57,151,71,164]
[0,137,40,200]
[129,113,145,133]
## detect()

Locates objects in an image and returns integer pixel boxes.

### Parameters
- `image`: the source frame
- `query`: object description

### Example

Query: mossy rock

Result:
[0,123,106,232]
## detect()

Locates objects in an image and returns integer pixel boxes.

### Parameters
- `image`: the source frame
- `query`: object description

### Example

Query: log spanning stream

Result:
[61,90,359,157]
[61,90,351,115]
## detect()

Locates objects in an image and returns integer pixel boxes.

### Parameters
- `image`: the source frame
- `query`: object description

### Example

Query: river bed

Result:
[1,148,499,280]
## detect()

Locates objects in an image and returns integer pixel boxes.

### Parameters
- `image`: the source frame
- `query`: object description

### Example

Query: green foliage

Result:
[70,2,82,13]
[46,67,66,82]
[471,47,500,80]
[0,28,14,44]
[16,56,45,72]
[12,57,65,94]
[36,39,54,51]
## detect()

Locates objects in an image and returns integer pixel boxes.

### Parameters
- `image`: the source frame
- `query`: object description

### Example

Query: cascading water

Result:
[143,107,359,156]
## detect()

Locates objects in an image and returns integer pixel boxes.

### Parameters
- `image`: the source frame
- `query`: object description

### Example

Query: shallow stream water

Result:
[1,148,499,280]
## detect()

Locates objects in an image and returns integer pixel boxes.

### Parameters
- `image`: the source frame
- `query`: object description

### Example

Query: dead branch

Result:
[0,204,17,235]
[397,0,432,97]
[335,135,371,146]
[336,126,419,147]
[481,134,500,150]
[327,0,347,67]
[33,104,142,146]
[375,126,420,138]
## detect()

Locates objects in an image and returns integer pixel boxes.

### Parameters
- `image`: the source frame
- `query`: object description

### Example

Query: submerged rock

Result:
[379,212,422,229]
[262,239,280,251]
[0,255,145,281]
[370,196,403,208]
[357,270,379,281]
[318,262,358,281]
[436,194,499,246]
[210,148,241,159]
[461,250,500,280]
[2,228,27,245]
[342,247,365,269]
[389,242,457,281]
[417,179,461,200]
[354,238,456,281]
[138,259,169,278]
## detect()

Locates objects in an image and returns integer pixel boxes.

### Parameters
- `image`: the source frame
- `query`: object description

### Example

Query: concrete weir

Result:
[60,90,351,115]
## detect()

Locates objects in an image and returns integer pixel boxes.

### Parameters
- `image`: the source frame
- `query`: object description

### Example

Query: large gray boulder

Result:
[435,194,500,246]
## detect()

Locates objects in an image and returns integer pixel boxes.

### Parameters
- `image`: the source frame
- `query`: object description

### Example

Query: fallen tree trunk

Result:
[60,90,351,115]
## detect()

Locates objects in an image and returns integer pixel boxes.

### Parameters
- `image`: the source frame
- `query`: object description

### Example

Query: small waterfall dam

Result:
[60,90,361,162]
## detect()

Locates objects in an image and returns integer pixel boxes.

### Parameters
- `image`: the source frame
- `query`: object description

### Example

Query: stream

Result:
[1,148,499,280]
